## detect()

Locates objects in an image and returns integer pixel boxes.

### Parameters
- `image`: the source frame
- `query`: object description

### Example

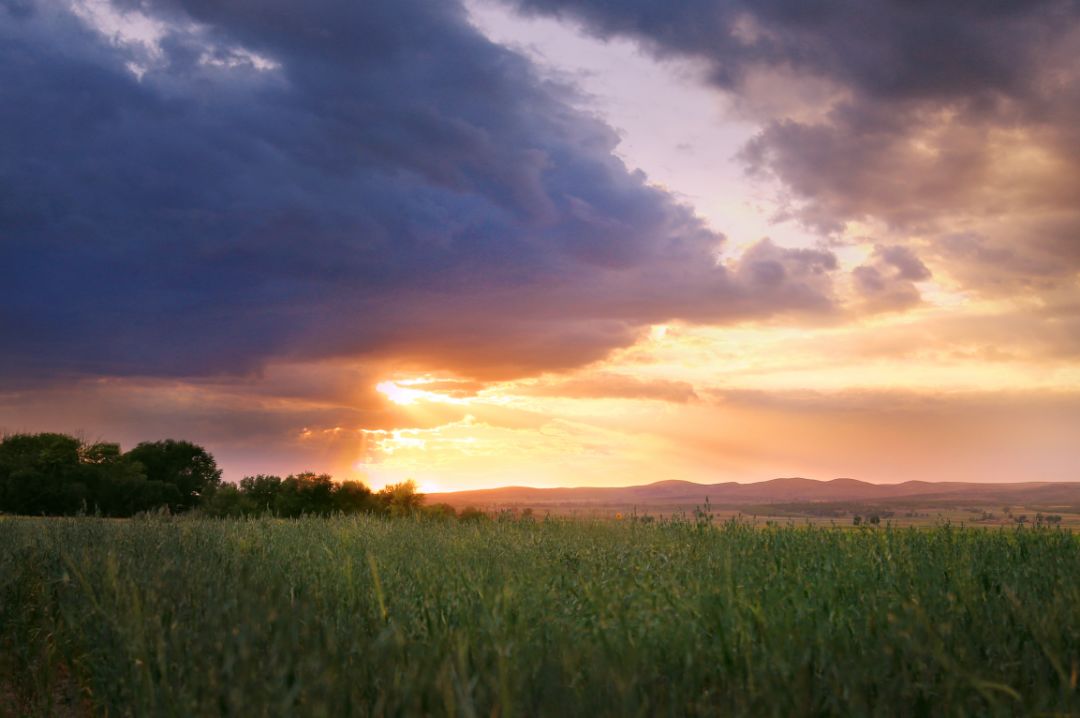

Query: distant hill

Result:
[427,477,1080,510]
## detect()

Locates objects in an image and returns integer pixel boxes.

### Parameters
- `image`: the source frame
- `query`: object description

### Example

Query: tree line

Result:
[203,473,425,518]
[0,432,429,519]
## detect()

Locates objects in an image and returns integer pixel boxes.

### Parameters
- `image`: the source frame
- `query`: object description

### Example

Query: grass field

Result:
[2,515,1079,716]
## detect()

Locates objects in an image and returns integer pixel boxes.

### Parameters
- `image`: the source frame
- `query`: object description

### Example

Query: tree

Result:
[458,506,489,523]
[0,433,85,515]
[124,440,222,510]
[240,474,283,513]
[0,433,192,517]
[202,474,377,517]
[275,472,336,517]
[423,502,458,521]
[378,480,424,517]
[333,480,376,514]
[79,441,181,516]
[201,483,248,517]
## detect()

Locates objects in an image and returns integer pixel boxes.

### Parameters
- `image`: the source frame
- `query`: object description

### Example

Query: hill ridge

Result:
[427,477,1080,508]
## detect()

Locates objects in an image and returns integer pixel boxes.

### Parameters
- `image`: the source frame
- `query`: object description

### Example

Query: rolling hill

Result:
[426,477,1080,510]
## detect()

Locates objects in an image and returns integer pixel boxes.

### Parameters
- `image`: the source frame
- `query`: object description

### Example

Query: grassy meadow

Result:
[2,515,1079,716]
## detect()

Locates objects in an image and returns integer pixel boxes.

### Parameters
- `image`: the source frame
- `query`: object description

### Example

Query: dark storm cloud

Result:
[0,0,839,386]
[505,0,1080,295]
[504,0,1071,100]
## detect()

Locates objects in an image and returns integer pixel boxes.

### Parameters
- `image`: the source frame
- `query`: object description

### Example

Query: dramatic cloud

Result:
[3,0,1077,488]
[504,0,1080,296]
[0,0,841,387]
[851,244,931,311]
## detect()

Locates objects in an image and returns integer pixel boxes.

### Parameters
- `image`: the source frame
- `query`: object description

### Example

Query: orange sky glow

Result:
[1,0,1078,490]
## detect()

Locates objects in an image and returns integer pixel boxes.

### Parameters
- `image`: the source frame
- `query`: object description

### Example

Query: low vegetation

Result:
[0,432,437,520]
[199,473,427,519]
[2,516,1078,716]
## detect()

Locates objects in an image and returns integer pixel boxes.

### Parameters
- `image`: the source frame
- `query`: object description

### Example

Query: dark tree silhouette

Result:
[87,442,181,516]
[240,474,284,513]
[275,473,336,517]
[0,433,85,515]
[202,474,384,517]
[334,480,376,514]
[0,433,186,516]
[1,433,433,521]
[125,440,222,510]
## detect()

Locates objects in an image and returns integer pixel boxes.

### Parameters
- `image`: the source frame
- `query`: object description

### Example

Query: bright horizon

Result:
[2,0,1078,491]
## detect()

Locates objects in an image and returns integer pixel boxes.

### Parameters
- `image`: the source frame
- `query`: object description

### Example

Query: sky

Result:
[1,0,1078,490]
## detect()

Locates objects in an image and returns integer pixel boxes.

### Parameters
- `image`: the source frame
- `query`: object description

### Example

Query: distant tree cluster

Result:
[203,475,426,518]
[0,433,220,516]
[0,432,432,520]
[1033,512,1063,527]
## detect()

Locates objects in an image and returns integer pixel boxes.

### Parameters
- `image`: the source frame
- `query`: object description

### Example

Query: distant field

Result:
[467,503,1080,529]
[427,477,1080,529]
[3,516,1079,716]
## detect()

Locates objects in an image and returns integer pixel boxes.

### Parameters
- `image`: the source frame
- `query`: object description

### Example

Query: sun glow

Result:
[376,381,427,405]
[376,378,478,406]
[362,475,443,493]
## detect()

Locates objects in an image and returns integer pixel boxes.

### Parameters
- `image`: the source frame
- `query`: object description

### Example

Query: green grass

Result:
[2,516,1078,716]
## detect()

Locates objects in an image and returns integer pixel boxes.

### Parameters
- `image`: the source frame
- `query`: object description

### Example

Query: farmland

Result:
[2,515,1079,716]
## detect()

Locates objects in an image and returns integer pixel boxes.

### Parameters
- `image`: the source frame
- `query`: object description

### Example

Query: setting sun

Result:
[376,380,426,406]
